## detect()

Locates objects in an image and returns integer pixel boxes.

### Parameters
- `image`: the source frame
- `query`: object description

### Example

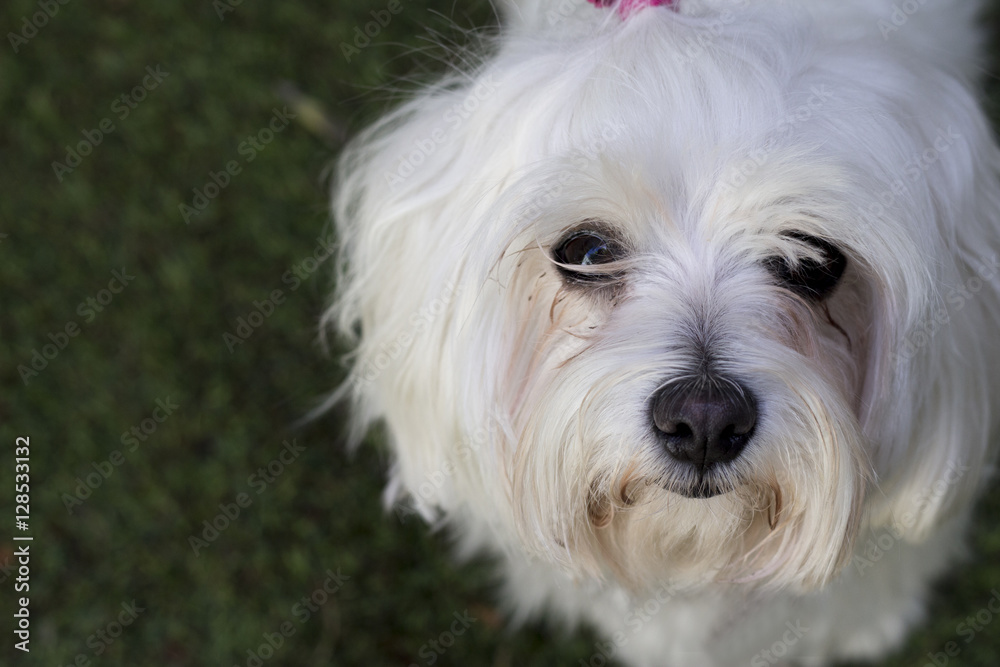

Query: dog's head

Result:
[329,0,1000,592]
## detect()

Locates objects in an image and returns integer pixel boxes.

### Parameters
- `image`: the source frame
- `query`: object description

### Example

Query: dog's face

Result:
[491,152,873,591]
[333,3,997,595]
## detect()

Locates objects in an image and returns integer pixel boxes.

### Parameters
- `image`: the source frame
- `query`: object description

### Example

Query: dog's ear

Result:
[867,337,994,542]
[863,105,1000,544]
[866,314,996,543]
[326,76,512,519]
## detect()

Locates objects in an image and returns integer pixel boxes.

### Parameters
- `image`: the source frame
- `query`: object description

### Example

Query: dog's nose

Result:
[650,379,757,470]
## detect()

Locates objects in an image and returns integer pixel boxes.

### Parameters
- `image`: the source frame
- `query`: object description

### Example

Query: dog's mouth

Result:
[663,469,736,499]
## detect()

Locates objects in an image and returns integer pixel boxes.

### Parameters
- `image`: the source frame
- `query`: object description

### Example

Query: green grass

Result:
[2,1,1000,665]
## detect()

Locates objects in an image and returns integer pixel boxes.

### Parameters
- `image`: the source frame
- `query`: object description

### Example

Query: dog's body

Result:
[328,1,1000,664]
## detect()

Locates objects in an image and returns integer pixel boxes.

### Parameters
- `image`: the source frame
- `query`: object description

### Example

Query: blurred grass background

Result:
[2,1,1000,665]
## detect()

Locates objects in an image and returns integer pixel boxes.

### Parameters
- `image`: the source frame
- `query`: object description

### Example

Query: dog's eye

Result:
[552,230,624,282]
[766,234,847,300]
[556,231,617,266]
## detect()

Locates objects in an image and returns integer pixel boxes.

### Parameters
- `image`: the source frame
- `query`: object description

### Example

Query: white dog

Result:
[325,0,1000,664]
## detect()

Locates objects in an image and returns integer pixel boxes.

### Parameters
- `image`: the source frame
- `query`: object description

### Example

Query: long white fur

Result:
[326,0,1000,664]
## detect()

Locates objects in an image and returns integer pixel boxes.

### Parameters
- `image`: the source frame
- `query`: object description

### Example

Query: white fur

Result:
[326,0,1000,664]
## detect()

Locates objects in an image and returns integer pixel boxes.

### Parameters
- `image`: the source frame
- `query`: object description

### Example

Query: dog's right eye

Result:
[552,230,624,282]
[766,233,847,300]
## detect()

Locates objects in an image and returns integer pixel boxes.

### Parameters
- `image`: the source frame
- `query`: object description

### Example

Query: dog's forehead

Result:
[520,134,854,256]
[484,13,924,269]
[514,12,823,152]
[500,20,862,230]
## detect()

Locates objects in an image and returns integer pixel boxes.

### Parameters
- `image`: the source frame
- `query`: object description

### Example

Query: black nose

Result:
[650,379,757,471]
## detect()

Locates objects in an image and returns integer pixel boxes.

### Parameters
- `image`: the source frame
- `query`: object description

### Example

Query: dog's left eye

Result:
[552,229,625,283]
[552,230,624,282]
[766,233,847,300]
